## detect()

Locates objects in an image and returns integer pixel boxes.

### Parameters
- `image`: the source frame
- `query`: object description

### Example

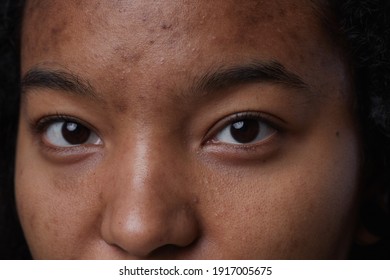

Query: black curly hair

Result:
[0,0,389,259]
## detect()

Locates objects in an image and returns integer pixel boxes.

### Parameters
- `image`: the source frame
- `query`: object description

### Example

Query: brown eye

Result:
[214,117,276,145]
[230,119,260,143]
[43,120,102,147]
[62,122,91,145]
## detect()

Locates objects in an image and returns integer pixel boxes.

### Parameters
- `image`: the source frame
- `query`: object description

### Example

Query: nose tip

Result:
[101,194,199,258]
[100,138,200,258]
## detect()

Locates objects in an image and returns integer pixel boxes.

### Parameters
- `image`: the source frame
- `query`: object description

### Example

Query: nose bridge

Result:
[101,133,198,257]
[129,134,173,193]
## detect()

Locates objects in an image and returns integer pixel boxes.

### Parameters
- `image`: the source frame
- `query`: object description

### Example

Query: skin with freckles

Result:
[16,0,363,259]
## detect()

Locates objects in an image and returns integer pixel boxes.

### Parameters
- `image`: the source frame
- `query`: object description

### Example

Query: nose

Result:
[100,142,199,258]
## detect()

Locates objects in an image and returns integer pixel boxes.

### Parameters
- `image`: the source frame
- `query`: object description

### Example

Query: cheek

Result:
[197,131,361,259]
[15,137,104,259]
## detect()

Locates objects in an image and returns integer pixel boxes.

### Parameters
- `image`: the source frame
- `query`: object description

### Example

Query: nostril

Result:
[148,239,199,259]
[150,244,182,258]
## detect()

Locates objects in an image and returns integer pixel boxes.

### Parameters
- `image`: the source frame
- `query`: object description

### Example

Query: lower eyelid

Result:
[201,133,281,163]
[37,144,102,164]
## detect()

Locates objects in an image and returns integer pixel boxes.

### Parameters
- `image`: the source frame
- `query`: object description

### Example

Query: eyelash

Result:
[204,111,283,145]
[30,113,102,152]
[226,112,280,129]
[30,111,282,155]
[32,114,88,134]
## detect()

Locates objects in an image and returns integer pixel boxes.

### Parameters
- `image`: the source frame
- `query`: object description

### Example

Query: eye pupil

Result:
[62,122,91,145]
[230,119,260,143]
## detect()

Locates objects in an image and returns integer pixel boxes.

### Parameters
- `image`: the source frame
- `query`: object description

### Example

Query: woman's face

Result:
[16,0,362,259]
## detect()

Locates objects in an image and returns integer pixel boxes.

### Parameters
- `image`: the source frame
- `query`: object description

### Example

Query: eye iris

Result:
[230,119,259,143]
[61,122,91,145]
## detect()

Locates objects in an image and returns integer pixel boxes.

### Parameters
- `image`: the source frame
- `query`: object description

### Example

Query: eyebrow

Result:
[21,60,309,103]
[21,68,97,99]
[193,60,309,94]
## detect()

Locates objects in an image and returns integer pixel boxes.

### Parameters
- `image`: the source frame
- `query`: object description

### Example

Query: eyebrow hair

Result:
[194,60,309,94]
[21,68,97,99]
[21,61,309,104]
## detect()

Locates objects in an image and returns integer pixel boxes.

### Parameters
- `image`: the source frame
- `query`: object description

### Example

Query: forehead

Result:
[21,0,344,108]
[22,0,324,61]
[24,0,319,25]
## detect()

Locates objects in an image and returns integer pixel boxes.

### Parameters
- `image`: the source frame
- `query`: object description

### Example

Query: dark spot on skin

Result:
[47,17,71,49]
[278,8,286,17]
[116,104,128,114]
[51,25,65,36]
[336,131,340,137]
[25,1,85,57]
[125,53,143,64]
[113,98,129,114]
[161,23,172,30]
[149,40,155,45]
[114,43,145,65]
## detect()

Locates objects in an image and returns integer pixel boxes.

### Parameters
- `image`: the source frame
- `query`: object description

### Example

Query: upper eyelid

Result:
[32,116,104,151]
[228,112,281,126]
[30,112,281,147]
[217,112,282,131]
[31,114,100,138]
[202,111,282,144]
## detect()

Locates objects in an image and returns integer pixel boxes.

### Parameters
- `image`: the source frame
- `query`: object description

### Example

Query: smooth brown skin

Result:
[16,0,362,259]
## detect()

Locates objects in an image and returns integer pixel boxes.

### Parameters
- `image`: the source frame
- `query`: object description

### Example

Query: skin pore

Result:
[15,0,362,259]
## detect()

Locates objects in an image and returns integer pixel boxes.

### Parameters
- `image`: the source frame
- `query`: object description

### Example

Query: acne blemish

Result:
[50,24,65,36]
[115,102,129,114]
[161,23,172,30]
[192,196,200,204]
